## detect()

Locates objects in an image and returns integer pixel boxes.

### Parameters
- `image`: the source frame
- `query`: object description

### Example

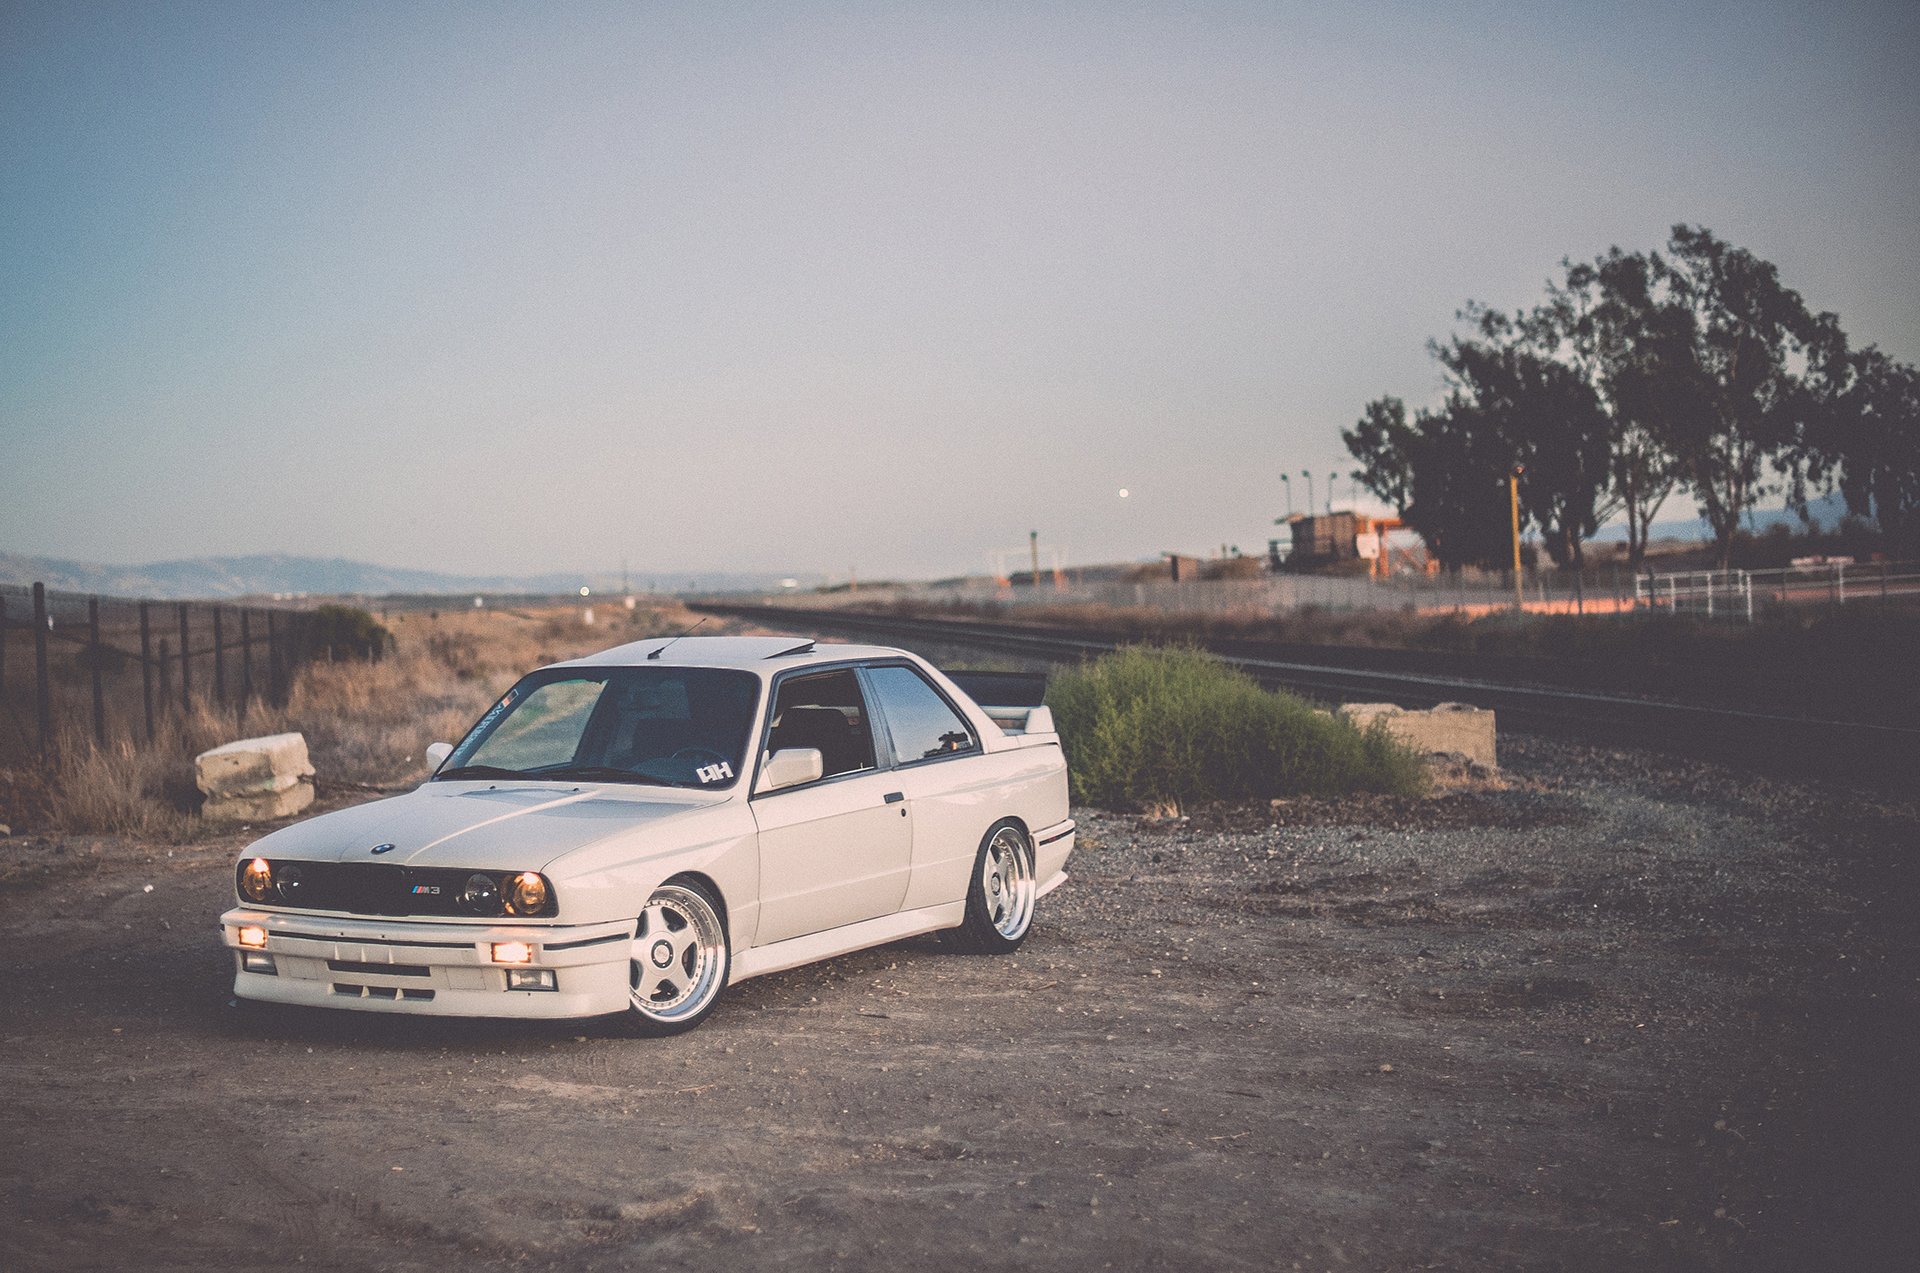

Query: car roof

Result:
[551,634,905,671]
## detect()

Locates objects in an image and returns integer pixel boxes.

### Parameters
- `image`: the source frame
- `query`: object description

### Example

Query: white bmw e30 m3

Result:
[220,635,1073,1034]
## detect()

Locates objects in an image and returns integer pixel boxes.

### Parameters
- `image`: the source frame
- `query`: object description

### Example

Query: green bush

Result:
[1045,646,1427,810]
[303,604,394,663]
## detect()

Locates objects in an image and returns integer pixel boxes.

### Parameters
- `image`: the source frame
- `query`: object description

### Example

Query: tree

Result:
[1534,250,1691,569]
[1434,306,1614,570]
[1344,393,1518,570]
[1343,396,1417,514]
[1401,398,1519,570]
[1645,225,1837,568]
[1797,346,1920,556]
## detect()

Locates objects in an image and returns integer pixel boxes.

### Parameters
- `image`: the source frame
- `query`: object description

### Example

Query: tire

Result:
[943,819,1037,954]
[626,878,730,1036]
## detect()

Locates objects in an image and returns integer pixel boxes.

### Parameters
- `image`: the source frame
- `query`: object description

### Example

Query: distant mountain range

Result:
[0,552,796,600]
[1588,491,1855,543]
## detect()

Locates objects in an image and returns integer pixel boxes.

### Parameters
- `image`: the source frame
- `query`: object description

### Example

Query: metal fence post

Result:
[239,610,253,720]
[88,596,106,746]
[213,607,226,706]
[32,582,53,762]
[139,601,154,741]
[157,637,172,711]
[177,603,192,710]
[266,611,279,705]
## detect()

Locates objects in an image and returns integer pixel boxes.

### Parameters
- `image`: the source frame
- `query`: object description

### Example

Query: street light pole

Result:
[1029,529,1040,586]
[1301,470,1315,518]
[1327,471,1338,514]
[1509,465,1526,612]
[1280,473,1292,517]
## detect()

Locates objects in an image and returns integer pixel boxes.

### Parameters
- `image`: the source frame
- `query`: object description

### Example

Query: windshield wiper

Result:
[526,765,669,786]
[433,764,531,781]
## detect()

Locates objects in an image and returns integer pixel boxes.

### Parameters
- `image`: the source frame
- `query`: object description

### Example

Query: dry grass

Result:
[9,599,729,839]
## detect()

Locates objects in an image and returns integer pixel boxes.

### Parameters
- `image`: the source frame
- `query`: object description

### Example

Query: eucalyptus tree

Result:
[1797,345,1920,555]
[1531,250,1693,569]
[1434,305,1614,570]
[1344,393,1518,570]
[1644,225,1838,567]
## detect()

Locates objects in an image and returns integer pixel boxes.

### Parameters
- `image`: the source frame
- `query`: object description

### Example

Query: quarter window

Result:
[865,665,976,762]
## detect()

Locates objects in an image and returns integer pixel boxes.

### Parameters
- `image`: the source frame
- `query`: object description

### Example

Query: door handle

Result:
[884,791,905,804]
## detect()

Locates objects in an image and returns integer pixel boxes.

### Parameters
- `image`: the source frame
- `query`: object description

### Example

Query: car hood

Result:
[243,781,726,872]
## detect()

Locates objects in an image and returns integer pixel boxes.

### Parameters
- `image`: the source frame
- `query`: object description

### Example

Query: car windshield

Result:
[437,666,760,790]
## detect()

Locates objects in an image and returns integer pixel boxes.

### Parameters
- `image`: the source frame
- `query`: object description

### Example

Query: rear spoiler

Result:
[944,670,1048,707]
[945,669,1054,739]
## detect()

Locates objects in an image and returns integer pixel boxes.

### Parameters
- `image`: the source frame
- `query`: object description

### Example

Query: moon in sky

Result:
[1118,488,1130,498]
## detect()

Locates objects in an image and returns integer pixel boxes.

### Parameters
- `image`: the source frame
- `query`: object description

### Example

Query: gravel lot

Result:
[2,736,1915,1271]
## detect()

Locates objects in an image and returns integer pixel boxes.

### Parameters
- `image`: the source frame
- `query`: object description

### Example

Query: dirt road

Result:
[3,737,1915,1271]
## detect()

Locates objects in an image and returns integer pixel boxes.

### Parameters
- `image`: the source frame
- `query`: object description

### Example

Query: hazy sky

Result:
[4,0,1916,581]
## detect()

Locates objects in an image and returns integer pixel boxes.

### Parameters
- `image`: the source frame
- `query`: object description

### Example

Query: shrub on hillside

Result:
[1045,647,1427,811]
[303,605,394,663]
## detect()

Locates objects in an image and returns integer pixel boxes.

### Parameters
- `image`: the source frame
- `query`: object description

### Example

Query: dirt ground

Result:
[2,735,1915,1272]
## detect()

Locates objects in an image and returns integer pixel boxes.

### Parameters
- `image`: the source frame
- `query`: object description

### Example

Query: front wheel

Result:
[626,879,729,1036]
[943,820,1037,954]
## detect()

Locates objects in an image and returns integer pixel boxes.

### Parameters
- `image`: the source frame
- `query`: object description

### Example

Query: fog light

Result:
[491,941,533,964]
[237,926,268,949]
[506,968,557,991]
[241,951,277,975]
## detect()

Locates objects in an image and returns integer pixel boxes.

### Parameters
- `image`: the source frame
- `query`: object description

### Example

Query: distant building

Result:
[1287,511,1360,566]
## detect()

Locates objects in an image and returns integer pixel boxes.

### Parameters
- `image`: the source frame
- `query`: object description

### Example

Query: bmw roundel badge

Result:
[370,843,396,855]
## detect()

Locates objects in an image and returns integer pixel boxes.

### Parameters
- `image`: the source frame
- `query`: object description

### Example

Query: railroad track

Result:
[693,602,1920,788]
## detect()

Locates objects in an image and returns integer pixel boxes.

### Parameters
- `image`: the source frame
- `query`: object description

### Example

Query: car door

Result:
[749,667,912,947]
[859,661,1005,912]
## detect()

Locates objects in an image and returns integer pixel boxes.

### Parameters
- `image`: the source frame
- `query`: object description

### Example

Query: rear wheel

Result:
[626,879,729,1036]
[943,820,1036,954]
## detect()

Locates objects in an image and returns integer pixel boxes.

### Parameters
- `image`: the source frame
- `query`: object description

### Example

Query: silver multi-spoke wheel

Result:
[980,825,1036,940]
[946,820,1038,953]
[628,882,727,1032]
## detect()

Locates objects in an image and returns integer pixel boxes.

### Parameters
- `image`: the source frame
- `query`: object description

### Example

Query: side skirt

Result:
[728,901,968,985]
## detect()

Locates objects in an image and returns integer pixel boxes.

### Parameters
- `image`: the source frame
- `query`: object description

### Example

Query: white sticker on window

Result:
[696,761,734,784]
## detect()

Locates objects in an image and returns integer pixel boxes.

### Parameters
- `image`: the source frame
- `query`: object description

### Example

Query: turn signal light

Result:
[491,941,533,965]
[237,926,268,949]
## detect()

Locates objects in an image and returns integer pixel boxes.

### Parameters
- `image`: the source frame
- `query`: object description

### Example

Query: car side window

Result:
[865,665,977,763]
[766,670,877,780]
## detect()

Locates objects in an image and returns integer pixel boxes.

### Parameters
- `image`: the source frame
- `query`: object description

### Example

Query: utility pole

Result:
[1029,530,1039,586]
[1509,464,1526,612]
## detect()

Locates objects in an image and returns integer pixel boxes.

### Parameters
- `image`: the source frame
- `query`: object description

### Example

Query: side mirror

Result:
[425,741,454,771]
[762,747,824,791]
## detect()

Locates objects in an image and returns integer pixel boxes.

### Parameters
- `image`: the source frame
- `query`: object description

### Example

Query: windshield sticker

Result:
[696,761,734,784]
[472,691,515,734]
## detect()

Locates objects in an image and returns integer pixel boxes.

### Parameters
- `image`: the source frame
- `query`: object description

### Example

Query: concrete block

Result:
[1337,701,1497,769]
[195,732,315,801]
[203,782,315,824]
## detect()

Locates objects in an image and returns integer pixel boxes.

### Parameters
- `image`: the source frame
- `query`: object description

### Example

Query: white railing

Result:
[1636,560,1920,621]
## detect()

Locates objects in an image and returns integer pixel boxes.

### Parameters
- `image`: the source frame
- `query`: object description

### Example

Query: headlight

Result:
[240,858,273,903]
[275,862,306,901]
[505,872,548,916]
[458,873,500,916]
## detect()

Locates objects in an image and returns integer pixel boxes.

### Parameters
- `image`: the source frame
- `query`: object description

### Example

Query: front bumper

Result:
[219,908,635,1019]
